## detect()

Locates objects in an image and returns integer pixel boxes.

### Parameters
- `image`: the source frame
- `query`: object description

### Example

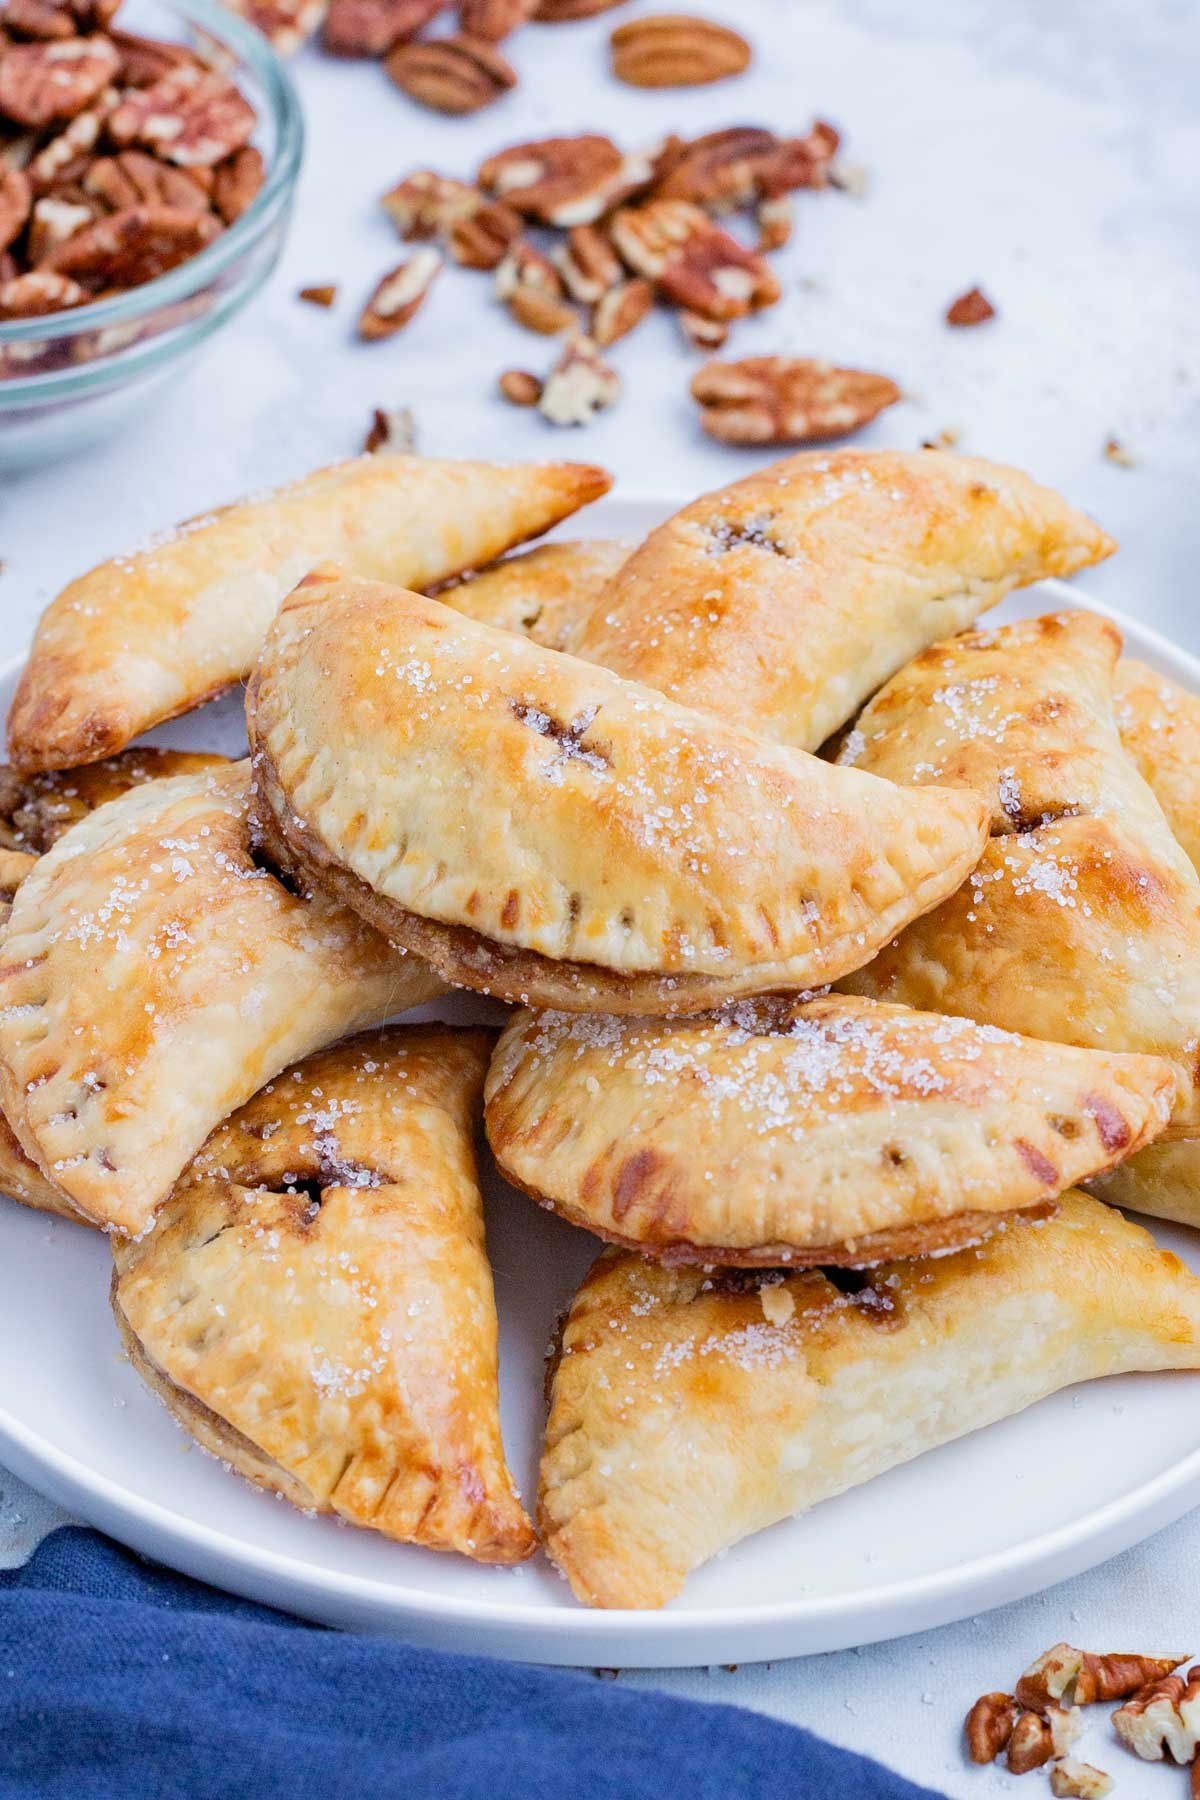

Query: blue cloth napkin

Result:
[0,1527,947,1799]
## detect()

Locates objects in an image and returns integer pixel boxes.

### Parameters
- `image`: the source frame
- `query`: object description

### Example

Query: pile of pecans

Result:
[0,0,264,348]
[359,121,852,429]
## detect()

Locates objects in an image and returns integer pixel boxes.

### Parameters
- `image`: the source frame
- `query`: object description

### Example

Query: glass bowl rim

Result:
[0,0,304,348]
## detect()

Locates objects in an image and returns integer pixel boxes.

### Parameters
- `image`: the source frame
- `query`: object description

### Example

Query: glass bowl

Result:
[0,0,303,469]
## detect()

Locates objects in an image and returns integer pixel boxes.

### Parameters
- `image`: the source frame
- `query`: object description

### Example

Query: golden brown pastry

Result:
[541,1193,1200,1609]
[0,748,227,854]
[248,568,989,1015]
[842,613,1200,1129]
[112,1026,534,1563]
[1090,1139,1200,1229]
[1115,658,1200,874]
[0,1109,84,1224]
[8,455,612,773]
[0,848,35,930]
[573,450,1114,749]
[437,539,630,654]
[0,762,443,1236]
[486,995,1182,1264]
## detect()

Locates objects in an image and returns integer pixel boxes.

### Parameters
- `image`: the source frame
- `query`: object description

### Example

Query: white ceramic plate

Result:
[2,493,1199,1669]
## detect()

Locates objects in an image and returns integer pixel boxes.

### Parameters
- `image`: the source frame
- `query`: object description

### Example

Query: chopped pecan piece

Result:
[691,356,901,444]
[1048,1763,1112,1800]
[677,307,726,351]
[1103,435,1135,468]
[538,332,619,425]
[498,366,540,405]
[298,282,336,305]
[755,193,791,250]
[1017,1645,1186,1711]
[4,0,118,34]
[945,284,995,326]
[0,34,118,128]
[84,149,210,213]
[108,67,256,167]
[964,1693,1020,1765]
[478,133,654,227]
[323,0,442,56]
[610,197,779,319]
[1006,1705,1082,1775]
[654,125,775,208]
[553,222,622,303]
[381,167,477,238]
[42,201,220,286]
[0,264,84,312]
[495,238,575,333]
[385,32,516,113]
[458,0,535,38]
[756,121,840,195]
[358,244,441,339]
[211,144,263,222]
[610,13,751,88]
[0,161,30,249]
[26,190,91,259]
[1112,1666,1200,1761]
[591,275,651,347]
[363,403,417,452]
[222,0,327,54]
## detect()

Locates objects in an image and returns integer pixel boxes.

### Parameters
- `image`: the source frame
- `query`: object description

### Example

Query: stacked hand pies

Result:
[6,447,1200,1611]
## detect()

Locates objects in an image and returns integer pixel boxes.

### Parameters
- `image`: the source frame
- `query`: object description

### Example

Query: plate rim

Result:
[2,512,1200,1663]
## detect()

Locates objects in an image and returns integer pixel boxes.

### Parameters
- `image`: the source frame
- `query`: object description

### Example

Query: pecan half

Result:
[458,0,535,38]
[107,26,199,86]
[322,0,443,56]
[84,149,210,214]
[0,34,118,128]
[385,32,516,113]
[495,237,576,333]
[531,0,623,15]
[498,366,540,405]
[591,274,651,347]
[552,221,622,302]
[538,332,619,425]
[211,144,263,223]
[363,403,417,452]
[946,284,995,326]
[358,244,441,339]
[1112,1666,1200,1761]
[651,121,839,206]
[0,162,30,249]
[42,201,220,286]
[6,0,120,33]
[26,91,110,192]
[26,190,91,259]
[448,196,520,268]
[610,197,779,319]
[381,168,477,238]
[756,121,840,195]
[0,264,83,312]
[964,1693,1020,1765]
[691,356,901,444]
[478,133,654,227]
[610,13,751,88]
[222,0,326,54]
[108,67,256,168]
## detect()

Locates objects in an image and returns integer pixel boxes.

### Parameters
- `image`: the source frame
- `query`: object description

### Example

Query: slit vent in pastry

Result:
[572,450,1114,750]
[540,1193,1200,1608]
[8,454,612,773]
[112,1026,534,1564]
[485,994,1183,1265]
[0,762,444,1237]
[436,539,630,656]
[247,566,989,1015]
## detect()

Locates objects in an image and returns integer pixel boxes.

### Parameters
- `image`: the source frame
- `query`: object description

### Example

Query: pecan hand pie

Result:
[572,450,1114,750]
[485,995,1182,1265]
[112,1026,534,1563]
[438,539,630,655]
[0,762,442,1235]
[8,455,612,773]
[842,612,1200,1135]
[0,748,227,854]
[1115,658,1200,875]
[541,1193,1200,1608]
[248,568,989,1015]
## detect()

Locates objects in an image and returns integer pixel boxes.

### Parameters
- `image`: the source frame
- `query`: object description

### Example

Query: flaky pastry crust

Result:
[0,748,227,854]
[248,568,988,1014]
[573,450,1114,750]
[0,762,443,1236]
[438,539,630,655]
[1115,658,1200,876]
[8,455,612,772]
[541,1193,1200,1608]
[112,1027,534,1563]
[485,995,1182,1262]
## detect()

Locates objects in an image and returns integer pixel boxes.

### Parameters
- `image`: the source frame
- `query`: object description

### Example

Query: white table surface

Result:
[2,0,1198,1793]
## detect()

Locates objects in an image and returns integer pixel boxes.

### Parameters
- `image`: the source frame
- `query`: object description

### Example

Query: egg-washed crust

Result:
[8,455,612,773]
[1115,658,1200,876]
[437,540,631,656]
[571,449,1114,752]
[248,568,988,1014]
[0,1107,89,1225]
[484,995,1183,1262]
[112,1027,534,1563]
[0,748,228,854]
[0,762,443,1237]
[840,616,1200,1129]
[1090,1138,1200,1231]
[540,1193,1200,1609]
